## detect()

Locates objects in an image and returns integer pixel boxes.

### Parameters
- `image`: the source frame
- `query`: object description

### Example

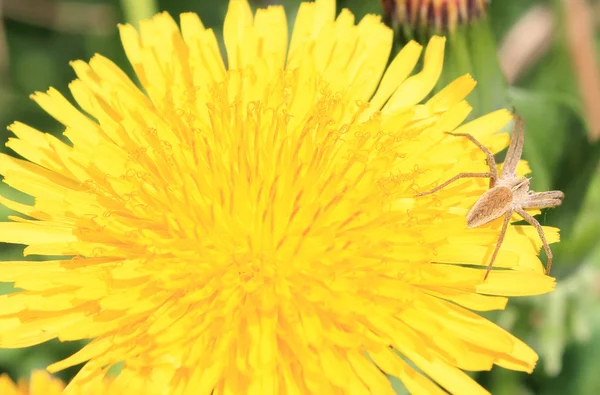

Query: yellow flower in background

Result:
[0,370,167,395]
[0,371,64,395]
[0,0,559,393]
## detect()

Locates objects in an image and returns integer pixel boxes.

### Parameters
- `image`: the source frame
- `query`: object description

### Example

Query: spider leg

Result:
[515,207,553,275]
[521,199,563,209]
[483,211,512,280]
[445,132,499,184]
[528,190,565,200]
[501,115,525,178]
[416,172,494,197]
[521,190,564,210]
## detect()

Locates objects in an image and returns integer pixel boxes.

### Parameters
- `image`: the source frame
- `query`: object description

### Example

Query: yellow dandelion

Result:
[0,0,559,393]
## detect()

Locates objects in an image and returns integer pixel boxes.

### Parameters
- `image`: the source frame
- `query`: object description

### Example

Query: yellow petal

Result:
[383,36,446,114]
[223,0,253,70]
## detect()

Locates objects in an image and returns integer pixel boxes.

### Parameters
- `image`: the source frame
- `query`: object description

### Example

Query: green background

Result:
[0,0,599,393]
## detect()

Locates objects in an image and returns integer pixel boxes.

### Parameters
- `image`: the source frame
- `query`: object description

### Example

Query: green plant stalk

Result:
[120,0,160,27]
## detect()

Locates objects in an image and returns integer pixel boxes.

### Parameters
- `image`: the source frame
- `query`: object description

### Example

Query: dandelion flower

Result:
[386,0,487,31]
[0,0,559,393]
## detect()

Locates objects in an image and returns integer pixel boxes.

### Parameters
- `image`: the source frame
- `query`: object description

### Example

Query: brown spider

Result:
[416,115,565,279]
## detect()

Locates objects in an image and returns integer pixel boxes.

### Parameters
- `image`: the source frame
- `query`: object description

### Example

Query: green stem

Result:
[120,0,159,26]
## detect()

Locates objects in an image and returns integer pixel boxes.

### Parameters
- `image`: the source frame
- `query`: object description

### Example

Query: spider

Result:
[416,115,565,279]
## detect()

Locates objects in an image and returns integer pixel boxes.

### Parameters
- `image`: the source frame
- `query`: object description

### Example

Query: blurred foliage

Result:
[0,0,599,394]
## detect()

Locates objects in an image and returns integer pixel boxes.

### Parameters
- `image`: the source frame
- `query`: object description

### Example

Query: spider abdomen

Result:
[466,186,513,228]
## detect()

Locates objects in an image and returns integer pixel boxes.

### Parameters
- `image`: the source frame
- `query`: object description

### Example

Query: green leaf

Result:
[546,134,600,247]
[553,164,600,272]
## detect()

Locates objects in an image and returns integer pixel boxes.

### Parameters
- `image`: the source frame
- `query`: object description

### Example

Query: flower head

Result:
[0,0,558,393]
[383,0,487,32]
